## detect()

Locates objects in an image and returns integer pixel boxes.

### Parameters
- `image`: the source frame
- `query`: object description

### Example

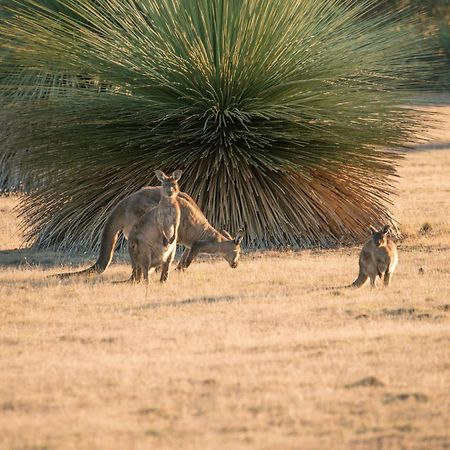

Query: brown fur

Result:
[352,224,398,288]
[127,170,181,283]
[183,229,244,270]
[55,185,241,278]
[155,170,182,248]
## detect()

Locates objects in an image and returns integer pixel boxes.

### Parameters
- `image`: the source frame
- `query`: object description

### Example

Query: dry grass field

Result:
[1,102,450,449]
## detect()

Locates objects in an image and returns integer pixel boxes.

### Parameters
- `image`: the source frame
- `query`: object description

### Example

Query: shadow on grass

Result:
[400,141,450,152]
[0,248,79,269]
[0,248,129,269]
[128,295,240,311]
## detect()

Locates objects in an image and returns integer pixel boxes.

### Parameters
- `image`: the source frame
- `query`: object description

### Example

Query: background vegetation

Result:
[0,0,445,250]
[373,0,450,87]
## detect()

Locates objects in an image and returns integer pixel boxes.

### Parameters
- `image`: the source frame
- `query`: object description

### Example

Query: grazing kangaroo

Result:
[183,229,244,269]
[55,185,242,278]
[128,170,181,283]
[352,224,398,288]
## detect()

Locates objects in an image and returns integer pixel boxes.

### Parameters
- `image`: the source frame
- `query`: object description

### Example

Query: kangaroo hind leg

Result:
[137,252,151,284]
[384,268,392,287]
[160,247,176,283]
[126,240,143,283]
[130,264,143,283]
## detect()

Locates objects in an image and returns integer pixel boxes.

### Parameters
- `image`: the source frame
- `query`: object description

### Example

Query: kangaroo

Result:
[128,170,181,283]
[154,170,181,248]
[352,224,398,288]
[55,186,241,278]
[183,229,244,269]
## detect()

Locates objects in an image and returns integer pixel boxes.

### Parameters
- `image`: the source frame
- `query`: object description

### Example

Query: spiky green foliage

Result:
[0,0,436,249]
[0,0,77,191]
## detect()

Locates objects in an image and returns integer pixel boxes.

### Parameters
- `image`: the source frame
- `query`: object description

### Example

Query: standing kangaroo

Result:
[128,170,181,283]
[352,224,398,288]
[55,187,242,278]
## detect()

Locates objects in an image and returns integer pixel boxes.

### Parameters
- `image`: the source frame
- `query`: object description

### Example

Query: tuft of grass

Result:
[419,222,433,235]
[0,0,440,251]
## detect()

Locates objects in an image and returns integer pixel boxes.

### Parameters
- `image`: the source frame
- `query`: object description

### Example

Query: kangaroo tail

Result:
[52,264,99,279]
[303,275,367,293]
[351,271,368,288]
[52,215,121,279]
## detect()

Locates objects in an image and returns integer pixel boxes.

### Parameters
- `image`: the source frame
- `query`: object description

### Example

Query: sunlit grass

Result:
[1,141,450,449]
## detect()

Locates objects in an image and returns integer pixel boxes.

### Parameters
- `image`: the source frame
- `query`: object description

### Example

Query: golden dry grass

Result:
[1,102,450,450]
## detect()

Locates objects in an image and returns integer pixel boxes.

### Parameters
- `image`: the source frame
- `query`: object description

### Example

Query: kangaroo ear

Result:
[234,229,244,245]
[155,170,167,182]
[382,224,390,235]
[222,230,233,240]
[171,170,182,181]
[369,225,377,235]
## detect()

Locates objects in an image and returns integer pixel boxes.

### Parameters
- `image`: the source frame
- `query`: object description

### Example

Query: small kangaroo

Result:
[352,224,398,288]
[127,170,182,283]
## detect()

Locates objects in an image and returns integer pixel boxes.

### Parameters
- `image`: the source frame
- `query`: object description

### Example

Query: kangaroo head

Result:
[369,224,390,247]
[155,170,182,199]
[221,229,244,269]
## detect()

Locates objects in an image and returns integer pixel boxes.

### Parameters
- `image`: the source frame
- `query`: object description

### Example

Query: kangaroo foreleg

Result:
[176,247,191,271]
[184,242,204,269]
[162,229,176,247]
[184,249,198,269]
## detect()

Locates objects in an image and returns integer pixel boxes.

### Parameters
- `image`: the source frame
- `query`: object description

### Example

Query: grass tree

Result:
[0,0,437,250]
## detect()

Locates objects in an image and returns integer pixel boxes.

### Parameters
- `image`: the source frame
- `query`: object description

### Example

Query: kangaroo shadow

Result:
[0,248,77,269]
[0,248,130,270]
[128,294,240,311]
[401,141,450,152]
